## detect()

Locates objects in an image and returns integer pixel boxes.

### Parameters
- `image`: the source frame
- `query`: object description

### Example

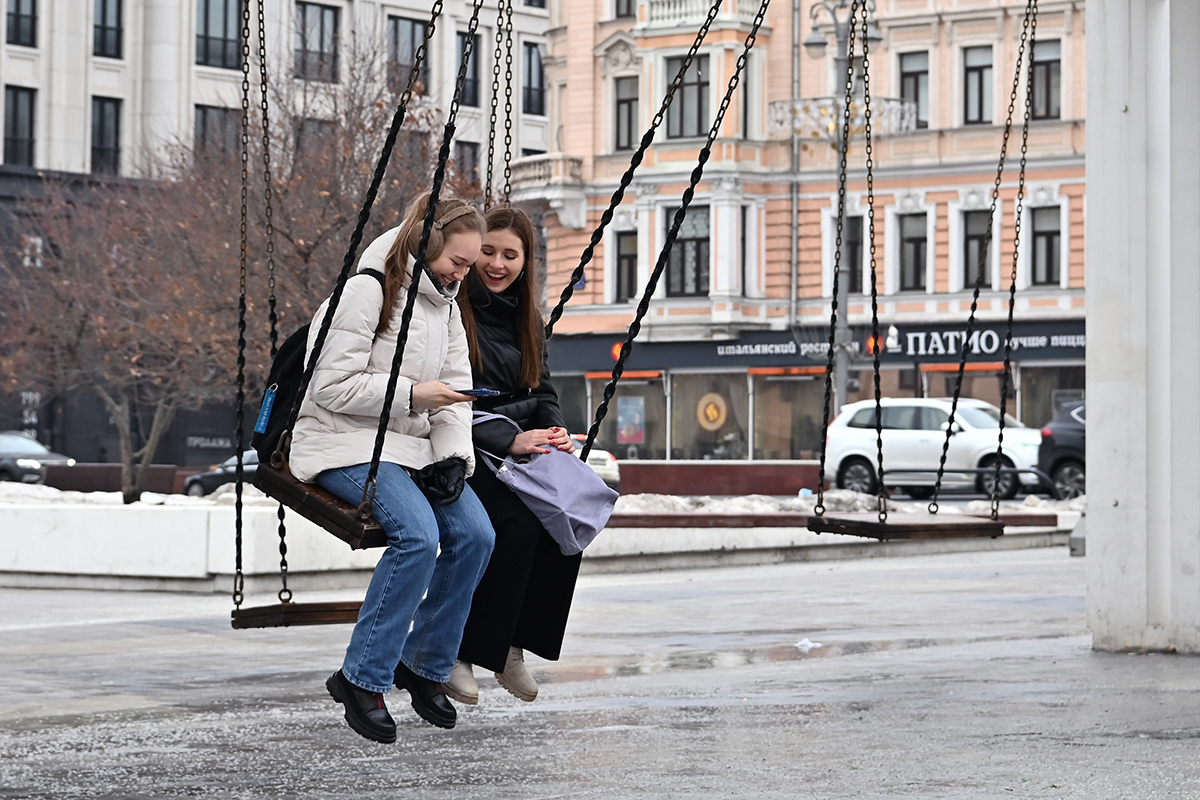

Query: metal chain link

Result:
[580,0,770,462]
[544,0,725,340]
[232,0,253,609]
[485,0,506,209]
[994,2,1039,519]
[928,0,1037,516]
[501,0,515,202]
[814,3,862,518]
[857,0,886,524]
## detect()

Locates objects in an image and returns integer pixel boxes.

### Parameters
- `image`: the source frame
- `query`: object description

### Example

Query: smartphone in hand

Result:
[457,388,501,397]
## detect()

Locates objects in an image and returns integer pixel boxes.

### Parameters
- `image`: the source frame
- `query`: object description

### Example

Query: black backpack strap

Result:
[359,268,386,289]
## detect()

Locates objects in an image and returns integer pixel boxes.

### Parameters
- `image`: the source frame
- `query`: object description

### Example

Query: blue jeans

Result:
[317,462,495,693]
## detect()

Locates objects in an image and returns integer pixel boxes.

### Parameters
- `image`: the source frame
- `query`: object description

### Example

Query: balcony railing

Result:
[509,153,583,189]
[644,0,760,28]
[768,96,918,142]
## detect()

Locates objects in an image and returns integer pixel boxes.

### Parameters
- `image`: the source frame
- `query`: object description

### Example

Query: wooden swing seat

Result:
[231,600,363,629]
[806,512,1004,540]
[253,462,387,550]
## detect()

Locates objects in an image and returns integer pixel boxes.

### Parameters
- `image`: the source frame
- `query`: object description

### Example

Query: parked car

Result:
[824,398,1043,500]
[184,451,259,496]
[572,434,621,490]
[1038,401,1085,499]
[0,431,76,483]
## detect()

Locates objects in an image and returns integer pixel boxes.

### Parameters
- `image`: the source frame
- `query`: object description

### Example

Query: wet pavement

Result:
[2,548,1199,799]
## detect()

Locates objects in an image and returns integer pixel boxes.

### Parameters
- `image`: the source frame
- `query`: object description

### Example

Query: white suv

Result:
[824,398,1042,499]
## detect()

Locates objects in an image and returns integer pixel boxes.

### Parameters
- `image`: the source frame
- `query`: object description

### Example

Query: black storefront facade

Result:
[547,318,1085,462]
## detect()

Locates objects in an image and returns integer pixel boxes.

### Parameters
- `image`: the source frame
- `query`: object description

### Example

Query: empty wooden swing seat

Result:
[253,462,387,550]
[231,599,364,629]
[806,512,1004,540]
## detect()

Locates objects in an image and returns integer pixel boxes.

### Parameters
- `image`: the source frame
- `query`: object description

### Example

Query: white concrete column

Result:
[1086,0,1200,652]
[140,0,188,171]
[46,0,90,172]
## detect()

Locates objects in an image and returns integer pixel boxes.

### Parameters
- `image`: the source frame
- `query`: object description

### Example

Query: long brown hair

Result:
[376,192,484,333]
[458,206,544,389]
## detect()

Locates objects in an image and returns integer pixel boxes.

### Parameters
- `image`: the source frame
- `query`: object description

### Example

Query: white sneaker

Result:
[442,660,478,705]
[495,646,538,702]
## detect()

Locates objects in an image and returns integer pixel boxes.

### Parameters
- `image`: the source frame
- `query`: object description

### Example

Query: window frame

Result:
[665,53,709,139]
[93,0,122,59]
[962,209,992,290]
[454,140,480,184]
[899,212,928,292]
[387,16,429,94]
[6,0,36,47]
[1030,206,1062,286]
[614,76,638,151]
[963,45,993,126]
[194,104,240,155]
[1030,39,1062,121]
[523,41,546,116]
[3,85,35,167]
[91,96,121,175]
[615,230,638,303]
[665,204,711,298]
[614,0,634,18]
[294,1,340,83]
[458,31,481,107]
[899,51,929,129]
[196,0,241,69]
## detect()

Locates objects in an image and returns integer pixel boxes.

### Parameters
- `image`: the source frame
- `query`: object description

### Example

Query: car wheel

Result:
[904,486,936,500]
[837,458,878,495]
[186,483,208,497]
[977,456,1019,500]
[1052,461,1085,500]
[0,469,13,482]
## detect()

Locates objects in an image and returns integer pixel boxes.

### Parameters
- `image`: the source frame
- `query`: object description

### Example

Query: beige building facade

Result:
[516,0,1085,463]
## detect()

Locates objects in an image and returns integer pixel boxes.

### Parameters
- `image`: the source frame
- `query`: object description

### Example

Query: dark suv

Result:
[0,431,76,483]
[1038,401,1085,499]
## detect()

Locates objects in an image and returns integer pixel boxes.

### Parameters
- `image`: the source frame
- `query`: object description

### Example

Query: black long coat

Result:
[457,272,582,672]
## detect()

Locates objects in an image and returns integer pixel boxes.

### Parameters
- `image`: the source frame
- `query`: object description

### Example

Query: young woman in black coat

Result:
[446,206,578,704]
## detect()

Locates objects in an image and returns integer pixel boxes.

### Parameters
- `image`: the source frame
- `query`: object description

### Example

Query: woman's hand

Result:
[412,381,474,410]
[547,426,576,453]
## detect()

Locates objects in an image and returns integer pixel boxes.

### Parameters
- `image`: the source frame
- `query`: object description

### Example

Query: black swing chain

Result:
[995,3,1039,519]
[253,0,291,603]
[928,0,1037,516]
[543,0,725,341]
[232,0,253,609]
[485,0,507,209]
[270,1,444,472]
[579,0,771,462]
[814,2,862,518]
[358,0,486,519]
[857,0,886,524]
[501,0,515,202]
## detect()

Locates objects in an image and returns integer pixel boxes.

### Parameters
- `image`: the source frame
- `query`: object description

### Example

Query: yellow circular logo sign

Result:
[697,393,728,432]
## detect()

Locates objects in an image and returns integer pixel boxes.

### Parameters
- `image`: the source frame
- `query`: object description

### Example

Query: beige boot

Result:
[495,646,538,702]
[442,660,478,705]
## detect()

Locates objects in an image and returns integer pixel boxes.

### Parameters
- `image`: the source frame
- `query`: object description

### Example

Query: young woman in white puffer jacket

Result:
[290,193,496,744]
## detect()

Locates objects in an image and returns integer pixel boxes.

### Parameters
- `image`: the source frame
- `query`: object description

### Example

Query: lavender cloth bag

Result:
[473,412,618,556]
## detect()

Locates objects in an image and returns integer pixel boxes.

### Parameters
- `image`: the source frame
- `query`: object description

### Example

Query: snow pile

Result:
[0,481,275,506]
[614,488,928,515]
[965,494,1087,514]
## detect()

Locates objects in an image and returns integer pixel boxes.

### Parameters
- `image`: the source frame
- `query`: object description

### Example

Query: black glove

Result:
[414,457,467,505]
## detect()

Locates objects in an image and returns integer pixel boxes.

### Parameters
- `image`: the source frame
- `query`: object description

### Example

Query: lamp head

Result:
[803,29,829,59]
[865,21,883,45]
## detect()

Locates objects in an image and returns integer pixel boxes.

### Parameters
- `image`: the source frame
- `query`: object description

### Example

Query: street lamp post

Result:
[804,1,881,414]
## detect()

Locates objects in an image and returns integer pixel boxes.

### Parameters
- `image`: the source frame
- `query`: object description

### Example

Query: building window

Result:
[899,51,928,129]
[523,42,546,116]
[91,96,121,175]
[94,0,122,59]
[614,76,638,151]
[842,216,863,294]
[6,0,36,47]
[294,116,335,160]
[196,0,241,69]
[388,16,429,94]
[4,86,35,167]
[524,0,546,7]
[194,105,239,154]
[899,213,927,291]
[458,32,480,107]
[615,0,634,18]
[666,54,708,138]
[454,140,480,184]
[963,46,992,125]
[666,205,709,297]
[295,2,339,83]
[963,210,991,289]
[1031,40,1061,120]
[615,231,638,303]
[521,147,545,157]
[1031,207,1061,286]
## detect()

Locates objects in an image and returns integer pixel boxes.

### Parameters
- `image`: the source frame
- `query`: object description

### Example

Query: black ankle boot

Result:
[394,662,457,729]
[326,670,397,743]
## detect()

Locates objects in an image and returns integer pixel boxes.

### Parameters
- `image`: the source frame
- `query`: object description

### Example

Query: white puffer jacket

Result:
[289,227,475,483]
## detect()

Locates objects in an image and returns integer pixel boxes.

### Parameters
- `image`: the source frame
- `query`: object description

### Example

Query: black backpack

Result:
[251,269,385,463]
